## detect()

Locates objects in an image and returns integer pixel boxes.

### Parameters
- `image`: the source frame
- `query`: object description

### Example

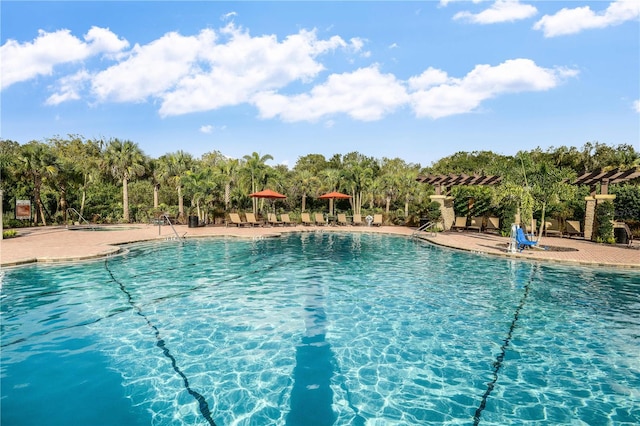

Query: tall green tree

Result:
[292,169,318,213]
[241,152,273,214]
[103,139,147,222]
[158,151,194,221]
[18,141,58,225]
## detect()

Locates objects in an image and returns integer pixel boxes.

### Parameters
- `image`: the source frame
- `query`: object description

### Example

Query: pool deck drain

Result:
[1,224,638,268]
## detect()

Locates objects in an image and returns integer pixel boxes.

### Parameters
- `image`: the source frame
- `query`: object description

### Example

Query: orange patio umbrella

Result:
[250,189,287,216]
[318,191,351,215]
[250,189,287,199]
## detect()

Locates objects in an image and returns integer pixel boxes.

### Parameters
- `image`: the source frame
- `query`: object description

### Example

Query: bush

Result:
[499,202,518,236]
[3,229,18,239]
[594,201,615,244]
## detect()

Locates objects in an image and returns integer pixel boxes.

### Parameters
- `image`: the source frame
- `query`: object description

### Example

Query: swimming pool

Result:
[1,232,639,425]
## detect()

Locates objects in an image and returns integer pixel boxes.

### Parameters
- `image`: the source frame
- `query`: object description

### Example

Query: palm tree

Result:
[293,169,319,212]
[241,152,273,214]
[103,139,146,222]
[158,151,193,222]
[182,168,214,222]
[19,141,58,226]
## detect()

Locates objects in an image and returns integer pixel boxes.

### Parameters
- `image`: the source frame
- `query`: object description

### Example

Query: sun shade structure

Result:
[250,189,287,218]
[570,168,640,195]
[416,174,502,195]
[249,189,287,199]
[318,191,352,215]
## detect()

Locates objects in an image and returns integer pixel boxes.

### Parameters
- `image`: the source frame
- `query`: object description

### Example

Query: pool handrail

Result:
[67,208,95,230]
[161,213,185,240]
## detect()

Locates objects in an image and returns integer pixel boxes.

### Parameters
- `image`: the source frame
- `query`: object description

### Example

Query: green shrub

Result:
[499,202,518,236]
[594,201,615,243]
[3,229,18,239]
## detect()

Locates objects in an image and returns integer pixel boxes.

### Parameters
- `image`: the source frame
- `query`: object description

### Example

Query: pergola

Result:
[571,168,640,195]
[416,174,502,195]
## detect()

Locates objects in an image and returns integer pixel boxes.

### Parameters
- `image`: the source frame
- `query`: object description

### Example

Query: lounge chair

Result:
[544,219,562,237]
[614,222,635,247]
[352,214,363,226]
[372,214,383,226]
[267,213,283,226]
[516,226,538,251]
[245,212,262,227]
[451,216,467,231]
[467,216,482,232]
[227,213,250,227]
[485,217,500,233]
[337,213,349,226]
[280,213,295,226]
[300,212,313,226]
[565,220,582,237]
[314,212,326,226]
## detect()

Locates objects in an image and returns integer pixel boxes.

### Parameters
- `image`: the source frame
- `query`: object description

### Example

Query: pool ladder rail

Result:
[66,208,96,230]
[411,221,439,239]
[160,213,186,240]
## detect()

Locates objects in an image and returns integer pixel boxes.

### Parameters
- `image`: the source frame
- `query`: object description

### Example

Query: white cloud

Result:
[221,12,237,21]
[46,70,91,105]
[91,30,210,103]
[158,25,359,116]
[3,21,579,124]
[1,27,128,89]
[634,100,640,113]
[409,59,578,119]
[200,125,213,134]
[440,0,484,6]
[252,65,409,122]
[408,67,453,90]
[533,0,640,37]
[454,0,537,24]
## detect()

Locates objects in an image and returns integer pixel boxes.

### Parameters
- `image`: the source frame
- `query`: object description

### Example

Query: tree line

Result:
[1,136,638,234]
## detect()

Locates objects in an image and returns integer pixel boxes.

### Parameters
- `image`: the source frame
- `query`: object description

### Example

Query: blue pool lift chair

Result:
[516,226,538,252]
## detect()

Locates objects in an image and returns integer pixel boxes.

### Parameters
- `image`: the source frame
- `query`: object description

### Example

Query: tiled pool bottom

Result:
[2,233,639,425]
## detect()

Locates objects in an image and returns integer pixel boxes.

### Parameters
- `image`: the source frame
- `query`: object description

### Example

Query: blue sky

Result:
[2,1,639,168]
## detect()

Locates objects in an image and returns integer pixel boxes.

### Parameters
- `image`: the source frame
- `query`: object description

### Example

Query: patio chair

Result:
[372,214,383,226]
[352,214,363,226]
[451,216,467,231]
[337,213,349,226]
[300,212,313,226]
[280,213,296,226]
[516,226,538,252]
[467,216,482,232]
[544,218,562,237]
[314,212,327,226]
[485,217,500,233]
[614,221,635,248]
[227,213,250,227]
[565,220,582,237]
[267,213,283,226]
[245,212,262,227]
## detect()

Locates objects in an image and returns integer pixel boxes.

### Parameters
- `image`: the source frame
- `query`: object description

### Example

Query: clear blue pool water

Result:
[1,232,639,425]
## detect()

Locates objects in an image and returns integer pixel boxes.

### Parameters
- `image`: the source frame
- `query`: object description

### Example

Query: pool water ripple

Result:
[2,233,639,425]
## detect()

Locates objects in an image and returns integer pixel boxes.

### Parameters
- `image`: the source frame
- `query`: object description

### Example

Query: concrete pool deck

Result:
[1,223,638,268]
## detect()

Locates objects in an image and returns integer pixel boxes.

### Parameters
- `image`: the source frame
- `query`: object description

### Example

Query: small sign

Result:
[16,200,31,220]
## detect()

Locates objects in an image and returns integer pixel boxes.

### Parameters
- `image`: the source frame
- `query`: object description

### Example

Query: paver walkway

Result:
[1,224,638,268]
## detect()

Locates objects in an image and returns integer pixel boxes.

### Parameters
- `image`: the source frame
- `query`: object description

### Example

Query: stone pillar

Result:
[584,194,616,241]
[584,196,596,241]
[430,195,455,231]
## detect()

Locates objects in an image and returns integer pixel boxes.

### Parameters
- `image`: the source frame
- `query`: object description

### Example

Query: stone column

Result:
[430,195,455,231]
[583,196,596,241]
[584,194,616,241]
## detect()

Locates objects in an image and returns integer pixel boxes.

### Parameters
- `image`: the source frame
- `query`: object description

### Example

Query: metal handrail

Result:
[411,220,439,238]
[67,208,94,230]
[161,213,185,240]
